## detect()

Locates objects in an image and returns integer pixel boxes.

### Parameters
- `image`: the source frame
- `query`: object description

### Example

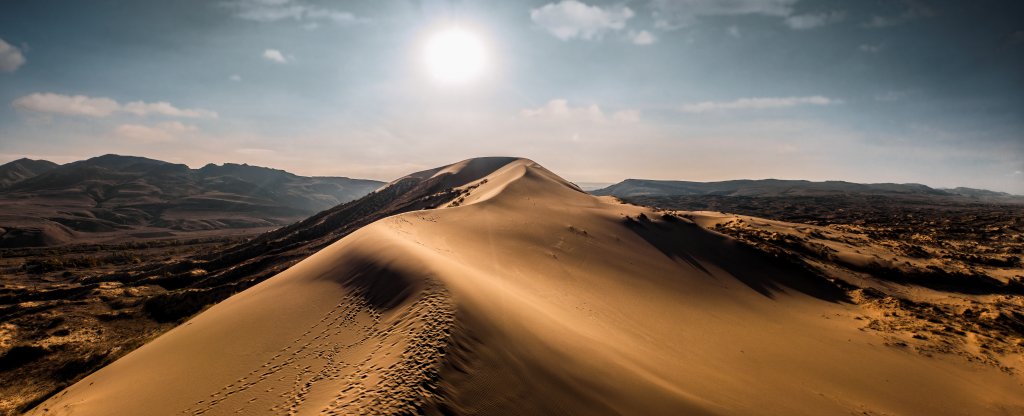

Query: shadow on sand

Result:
[624,213,850,303]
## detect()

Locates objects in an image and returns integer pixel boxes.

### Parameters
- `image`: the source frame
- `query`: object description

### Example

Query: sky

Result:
[1,0,1022,193]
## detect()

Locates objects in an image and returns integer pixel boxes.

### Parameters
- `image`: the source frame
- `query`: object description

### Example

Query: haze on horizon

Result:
[0,0,1022,193]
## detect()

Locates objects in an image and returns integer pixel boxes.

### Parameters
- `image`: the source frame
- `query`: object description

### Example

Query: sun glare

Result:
[423,27,487,85]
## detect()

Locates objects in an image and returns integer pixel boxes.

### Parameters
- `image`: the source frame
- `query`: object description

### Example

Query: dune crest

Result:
[31,158,1024,415]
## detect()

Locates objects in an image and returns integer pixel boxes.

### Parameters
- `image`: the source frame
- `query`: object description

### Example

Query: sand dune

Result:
[29,158,1024,415]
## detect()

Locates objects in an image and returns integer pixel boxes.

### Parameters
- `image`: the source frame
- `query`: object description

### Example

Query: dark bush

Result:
[0,345,50,371]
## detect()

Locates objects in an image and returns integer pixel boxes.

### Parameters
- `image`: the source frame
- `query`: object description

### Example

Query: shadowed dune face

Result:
[29,158,1024,415]
[623,213,849,301]
[337,260,422,310]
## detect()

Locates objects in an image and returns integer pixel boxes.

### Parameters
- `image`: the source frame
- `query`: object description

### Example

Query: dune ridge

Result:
[30,158,1024,415]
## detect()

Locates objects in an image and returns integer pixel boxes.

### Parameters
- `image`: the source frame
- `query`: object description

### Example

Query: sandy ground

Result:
[28,158,1024,415]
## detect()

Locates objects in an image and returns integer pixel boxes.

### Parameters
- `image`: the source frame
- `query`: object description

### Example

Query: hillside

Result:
[0,159,59,189]
[592,178,1019,200]
[26,158,1024,415]
[0,155,383,247]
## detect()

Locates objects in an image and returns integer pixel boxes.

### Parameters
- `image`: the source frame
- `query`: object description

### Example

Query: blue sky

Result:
[1,0,1022,193]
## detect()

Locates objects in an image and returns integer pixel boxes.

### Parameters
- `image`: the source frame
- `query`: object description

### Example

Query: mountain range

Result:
[592,178,1021,199]
[0,155,383,247]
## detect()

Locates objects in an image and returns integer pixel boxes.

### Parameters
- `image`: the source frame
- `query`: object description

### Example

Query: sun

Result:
[422,27,487,85]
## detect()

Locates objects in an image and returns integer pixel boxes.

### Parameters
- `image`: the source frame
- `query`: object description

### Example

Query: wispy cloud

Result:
[302,7,358,24]
[612,109,642,122]
[11,93,218,118]
[121,101,216,118]
[650,0,843,31]
[13,94,118,117]
[522,99,605,121]
[629,30,657,45]
[863,0,934,28]
[680,96,839,113]
[115,122,198,143]
[651,0,795,29]
[224,0,361,25]
[859,43,884,53]
[530,1,634,41]
[262,49,288,63]
[873,91,907,101]
[521,99,640,123]
[784,11,845,30]
[0,38,26,73]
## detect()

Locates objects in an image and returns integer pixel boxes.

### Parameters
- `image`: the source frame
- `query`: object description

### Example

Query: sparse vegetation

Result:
[0,234,251,415]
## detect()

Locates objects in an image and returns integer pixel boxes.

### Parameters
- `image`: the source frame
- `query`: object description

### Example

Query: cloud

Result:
[522,99,605,121]
[650,0,843,31]
[651,0,796,29]
[530,1,634,41]
[225,0,361,25]
[115,121,197,143]
[262,49,288,63]
[629,30,657,45]
[612,109,642,122]
[12,93,217,118]
[229,74,242,81]
[784,11,845,30]
[12,93,119,117]
[859,43,883,53]
[0,38,26,73]
[863,0,934,28]
[122,101,218,118]
[521,99,640,123]
[864,16,897,28]
[680,96,839,113]
[302,7,357,24]
[727,25,741,38]
[874,91,906,101]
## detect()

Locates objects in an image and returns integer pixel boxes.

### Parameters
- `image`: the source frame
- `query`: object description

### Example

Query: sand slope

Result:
[30,158,1024,415]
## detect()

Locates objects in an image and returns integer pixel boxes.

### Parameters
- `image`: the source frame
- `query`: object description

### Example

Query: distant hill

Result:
[590,178,1024,231]
[573,182,614,192]
[592,178,1018,200]
[941,187,1017,199]
[0,154,384,247]
[0,158,59,189]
